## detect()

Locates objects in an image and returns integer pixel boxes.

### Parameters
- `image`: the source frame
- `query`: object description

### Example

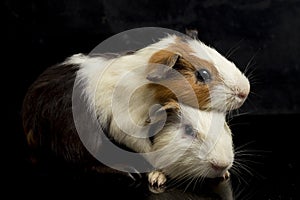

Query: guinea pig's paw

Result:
[148,170,167,193]
[148,170,167,186]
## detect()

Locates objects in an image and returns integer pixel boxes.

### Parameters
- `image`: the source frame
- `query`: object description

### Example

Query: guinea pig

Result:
[147,101,233,192]
[22,33,241,180]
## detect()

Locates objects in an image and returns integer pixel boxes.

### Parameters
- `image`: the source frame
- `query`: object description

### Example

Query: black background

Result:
[4,0,299,199]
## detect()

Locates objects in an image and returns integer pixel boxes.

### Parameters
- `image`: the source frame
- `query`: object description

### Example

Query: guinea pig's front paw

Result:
[148,170,167,193]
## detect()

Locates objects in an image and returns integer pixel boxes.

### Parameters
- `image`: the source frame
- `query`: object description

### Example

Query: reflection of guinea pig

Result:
[22,33,242,178]
[147,101,233,191]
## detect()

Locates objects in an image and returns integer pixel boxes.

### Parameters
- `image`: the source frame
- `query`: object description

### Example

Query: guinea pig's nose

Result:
[234,85,249,100]
[210,163,228,171]
[237,91,248,99]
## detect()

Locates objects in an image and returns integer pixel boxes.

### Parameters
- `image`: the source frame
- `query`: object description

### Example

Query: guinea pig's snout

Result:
[210,162,229,172]
[235,77,250,100]
[233,86,249,100]
[209,161,232,177]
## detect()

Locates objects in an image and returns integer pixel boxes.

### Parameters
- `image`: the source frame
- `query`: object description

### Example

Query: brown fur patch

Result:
[146,50,180,81]
[169,37,219,77]
[147,76,211,109]
[148,50,180,67]
[147,37,222,109]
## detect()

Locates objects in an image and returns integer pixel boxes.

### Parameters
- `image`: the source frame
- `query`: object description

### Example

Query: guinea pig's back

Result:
[22,58,89,164]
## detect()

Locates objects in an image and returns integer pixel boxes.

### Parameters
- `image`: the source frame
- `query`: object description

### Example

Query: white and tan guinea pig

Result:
[22,33,243,179]
[147,101,233,191]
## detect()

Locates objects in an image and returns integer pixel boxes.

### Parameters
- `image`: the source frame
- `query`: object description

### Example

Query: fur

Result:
[151,102,234,180]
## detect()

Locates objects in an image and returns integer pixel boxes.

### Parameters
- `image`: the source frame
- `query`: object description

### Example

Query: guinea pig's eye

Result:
[195,69,211,83]
[184,124,196,137]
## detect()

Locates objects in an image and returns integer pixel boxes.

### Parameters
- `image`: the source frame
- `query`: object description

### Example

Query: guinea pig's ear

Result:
[158,100,180,113]
[146,100,180,124]
[146,50,181,82]
[155,101,181,120]
[185,28,198,39]
[146,101,181,143]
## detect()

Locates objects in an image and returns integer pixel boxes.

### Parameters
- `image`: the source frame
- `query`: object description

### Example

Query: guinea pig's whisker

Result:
[244,59,255,77]
[233,160,254,177]
[230,145,268,199]
[244,47,260,75]
[227,110,252,121]
[167,165,196,187]
[243,97,259,113]
[192,169,209,192]
[225,38,244,59]
[234,141,256,151]
[234,158,263,165]
[226,99,239,117]
[235,149,265,155]
[170,177,190,189]
[231,177,248,200]
[235,149,271,159]
[229,105,239,117]
[168,163,209,192]
[231,167,261,200]
[173,175,194,190]
[249,90,261,98]
[226,45,241,60]
[192,174,205,191]
[184,174,198,192]
[230,164,250,185]
[184,167,209,192]
[233,148,269,184]
[246,69,260,85]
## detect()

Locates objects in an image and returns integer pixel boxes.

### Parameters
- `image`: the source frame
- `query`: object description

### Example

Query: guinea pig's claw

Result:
[148,170,167,193]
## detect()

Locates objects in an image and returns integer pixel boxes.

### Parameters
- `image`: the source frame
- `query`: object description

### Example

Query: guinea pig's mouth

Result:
[207,169,230,180]
[206,162,232,180]
[206,171,230,185]
[225,93,247,110]
[219,170,230,180]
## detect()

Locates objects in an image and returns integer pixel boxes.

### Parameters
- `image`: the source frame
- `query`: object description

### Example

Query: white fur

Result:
[152,104,234,179]
[73,51,166,153]
[146,34,177,51]
[71,35,180,153]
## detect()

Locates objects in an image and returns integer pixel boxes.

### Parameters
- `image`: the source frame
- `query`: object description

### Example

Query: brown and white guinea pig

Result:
[22,33,243,177]
[146,101,233,190]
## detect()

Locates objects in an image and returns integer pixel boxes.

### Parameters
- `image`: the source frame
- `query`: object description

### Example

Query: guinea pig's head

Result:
[150,101,234,180]
[146,35,250,112]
